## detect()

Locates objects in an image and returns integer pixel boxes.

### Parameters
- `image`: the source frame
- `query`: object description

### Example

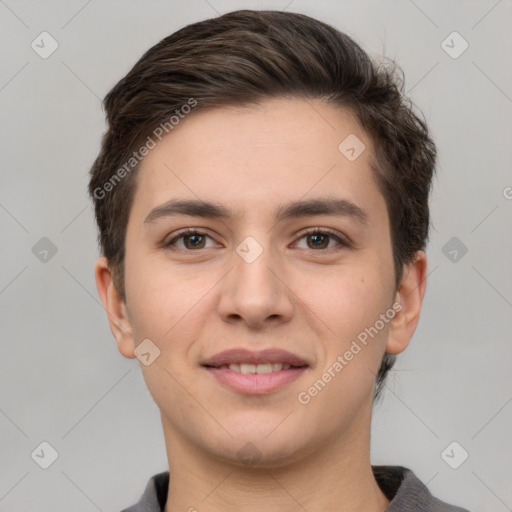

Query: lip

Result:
[204,366,308,394]
[201,348,309,367]
[201,348,309,395]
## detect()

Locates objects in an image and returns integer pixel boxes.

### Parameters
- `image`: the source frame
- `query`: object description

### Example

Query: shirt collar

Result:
[122,465,469,512]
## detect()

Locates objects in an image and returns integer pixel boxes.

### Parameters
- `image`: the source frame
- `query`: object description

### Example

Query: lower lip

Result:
[204,366,307,394]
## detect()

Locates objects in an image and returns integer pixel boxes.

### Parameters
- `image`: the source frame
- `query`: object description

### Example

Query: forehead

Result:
[131,97,384,224]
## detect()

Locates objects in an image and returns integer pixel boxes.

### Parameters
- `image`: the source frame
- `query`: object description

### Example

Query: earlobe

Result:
[94,256,136,359]
[385,251,428,355]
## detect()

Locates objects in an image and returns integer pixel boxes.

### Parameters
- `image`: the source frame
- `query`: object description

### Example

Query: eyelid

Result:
[163,227,351,251]
[293,227,351,247]
[164,227,219,248]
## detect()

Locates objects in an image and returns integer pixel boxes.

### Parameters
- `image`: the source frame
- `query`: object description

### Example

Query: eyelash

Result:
[163,227,350,253]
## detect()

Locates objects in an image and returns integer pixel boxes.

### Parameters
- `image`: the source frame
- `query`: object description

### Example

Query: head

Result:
[89,10,436,464]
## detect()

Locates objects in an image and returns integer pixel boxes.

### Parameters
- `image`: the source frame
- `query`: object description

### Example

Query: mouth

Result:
[203,362,307,373]
[201,349,309,394]
[201,348,309,368]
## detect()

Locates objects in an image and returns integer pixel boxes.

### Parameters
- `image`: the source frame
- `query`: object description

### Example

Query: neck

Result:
[162,412,389,512]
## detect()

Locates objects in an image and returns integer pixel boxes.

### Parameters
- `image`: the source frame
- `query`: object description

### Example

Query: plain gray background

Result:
[1,0,511,510]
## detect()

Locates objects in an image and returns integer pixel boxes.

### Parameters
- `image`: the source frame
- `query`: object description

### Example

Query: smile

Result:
[204,365,308,394]
[216,362,294,373]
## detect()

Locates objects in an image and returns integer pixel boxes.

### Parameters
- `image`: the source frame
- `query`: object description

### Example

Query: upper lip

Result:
[201,349,309,367]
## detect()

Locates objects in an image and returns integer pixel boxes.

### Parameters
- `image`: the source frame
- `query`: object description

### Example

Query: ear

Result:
[94,256,136,359]
[385,250,428,355]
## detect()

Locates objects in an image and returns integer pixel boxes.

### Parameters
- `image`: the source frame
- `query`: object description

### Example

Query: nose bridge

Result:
[218,232,293,326]
[235,234,275,288]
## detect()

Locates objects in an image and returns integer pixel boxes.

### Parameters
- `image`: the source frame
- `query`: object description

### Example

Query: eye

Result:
[293,228,350,251]
[164,229,217,250]
[163,227,350,252]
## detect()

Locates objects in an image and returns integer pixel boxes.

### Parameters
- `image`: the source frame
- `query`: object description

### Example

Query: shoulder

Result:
[372,465,471,512]
[120,467,471,512]
[119,471,169,512]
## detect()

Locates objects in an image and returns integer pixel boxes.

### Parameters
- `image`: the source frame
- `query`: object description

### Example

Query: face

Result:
[96,97,426,467]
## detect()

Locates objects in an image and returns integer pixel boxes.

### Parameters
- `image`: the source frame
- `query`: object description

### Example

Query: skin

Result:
[95,97,427,512]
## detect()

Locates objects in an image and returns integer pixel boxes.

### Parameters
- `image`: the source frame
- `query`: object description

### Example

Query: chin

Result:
[201,423,313,469]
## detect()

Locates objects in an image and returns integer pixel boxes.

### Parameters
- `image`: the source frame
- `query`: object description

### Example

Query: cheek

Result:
[301,261,393,401]
[124,255,216,357]
[299,272,392,417]
[306,263,391,339]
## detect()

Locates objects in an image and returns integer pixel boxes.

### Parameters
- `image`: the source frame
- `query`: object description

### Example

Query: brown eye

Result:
[306,232,330,249]
[165,230,214,250]
[294,228,350,251]
[182,233,206,249]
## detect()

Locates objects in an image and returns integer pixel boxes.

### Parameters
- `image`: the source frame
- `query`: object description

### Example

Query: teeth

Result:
[224,362,292,374]
[240,363,257,374]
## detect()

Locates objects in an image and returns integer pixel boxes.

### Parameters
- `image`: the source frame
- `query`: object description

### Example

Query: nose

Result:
[217,237,294,330]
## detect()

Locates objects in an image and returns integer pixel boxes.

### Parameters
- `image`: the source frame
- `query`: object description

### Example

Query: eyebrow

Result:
[144,197,369,226]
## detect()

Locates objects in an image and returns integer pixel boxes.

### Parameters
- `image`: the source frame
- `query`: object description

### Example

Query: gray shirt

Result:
[120,466,470,512]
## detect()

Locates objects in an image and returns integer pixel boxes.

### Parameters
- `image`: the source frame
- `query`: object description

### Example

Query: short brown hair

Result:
[88,9,437,400]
